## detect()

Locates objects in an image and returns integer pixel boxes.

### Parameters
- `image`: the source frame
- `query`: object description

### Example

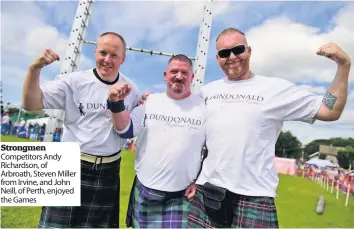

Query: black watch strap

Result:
[107,99,125,113]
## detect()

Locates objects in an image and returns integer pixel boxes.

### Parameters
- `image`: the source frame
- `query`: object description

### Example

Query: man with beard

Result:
[187,28,351,228]
[22,32,142,228]
[108,54,206,228]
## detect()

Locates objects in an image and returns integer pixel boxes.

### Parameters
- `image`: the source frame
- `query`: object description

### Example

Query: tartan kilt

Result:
[126,177,190,228]
[188,185,279,228]
[38,158,121,228]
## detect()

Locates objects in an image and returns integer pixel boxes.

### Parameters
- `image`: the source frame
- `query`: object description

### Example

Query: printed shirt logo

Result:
[205,93,265,105]
[77,101,132,117]
[78,103,86,116]
[144,114,203,131]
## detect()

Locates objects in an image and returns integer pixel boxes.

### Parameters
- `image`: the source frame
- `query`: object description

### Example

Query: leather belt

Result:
[80,151,121,164]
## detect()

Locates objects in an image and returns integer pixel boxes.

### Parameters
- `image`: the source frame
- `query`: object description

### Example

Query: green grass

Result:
[275,174,354,227]
[1,136,353,228]
[1,136,40,142]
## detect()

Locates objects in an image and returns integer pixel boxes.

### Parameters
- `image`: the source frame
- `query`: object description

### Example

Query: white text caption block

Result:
[0,142,81,206]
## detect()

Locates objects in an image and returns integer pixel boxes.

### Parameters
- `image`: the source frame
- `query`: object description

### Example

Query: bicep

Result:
[314,104,340,121]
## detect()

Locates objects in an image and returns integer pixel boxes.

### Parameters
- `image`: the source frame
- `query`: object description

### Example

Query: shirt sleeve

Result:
[276,82,323,124]
[40,75,71,110]
[134,87,143,108]
[128,79,142,109]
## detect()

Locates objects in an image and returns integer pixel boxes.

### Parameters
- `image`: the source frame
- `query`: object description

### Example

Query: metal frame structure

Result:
[192,0,213,93]
[43,0,213,142]
[0,81,3,115]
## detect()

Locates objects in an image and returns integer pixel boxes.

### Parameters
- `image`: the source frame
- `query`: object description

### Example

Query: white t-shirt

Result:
[2,115,10,124]
[41,68,141,156]
[118,93,206,192]
[196,75,323,197]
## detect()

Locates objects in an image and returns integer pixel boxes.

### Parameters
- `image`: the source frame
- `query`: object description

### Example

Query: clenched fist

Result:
[316,43,351,66]
[31,48,60,70]
[109,82,131,102]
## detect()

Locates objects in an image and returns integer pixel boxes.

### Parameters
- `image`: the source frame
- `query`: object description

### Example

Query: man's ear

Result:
[121,53,126,64]
[191,73,195,80]
[164,72,167,81]
[248,46,252,56]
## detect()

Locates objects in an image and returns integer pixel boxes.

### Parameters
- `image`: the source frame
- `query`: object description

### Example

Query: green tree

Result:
[331,138,354,147]
[304,139,329,159]
[337,146,354,169]
[304,137,354,160]
[275,131,302,158]
[7,107,19,115]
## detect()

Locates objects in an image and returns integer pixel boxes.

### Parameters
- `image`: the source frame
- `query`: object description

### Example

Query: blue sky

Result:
[1,1,353,144]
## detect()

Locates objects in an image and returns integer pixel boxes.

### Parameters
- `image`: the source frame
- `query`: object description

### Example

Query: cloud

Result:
[298,85,327,95]
[1,1,93,104]
[332,2,354,31]
[152,83,166,90]
[89,1,232,53]
[349,90,354,101]
[245,3,354,83]
[25,26,69,58]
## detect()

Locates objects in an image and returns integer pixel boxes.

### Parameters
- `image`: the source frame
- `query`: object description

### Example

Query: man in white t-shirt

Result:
[22,32,142,228]
[107,54,206,228]
[187,28,351,228]
[1,112,10,135]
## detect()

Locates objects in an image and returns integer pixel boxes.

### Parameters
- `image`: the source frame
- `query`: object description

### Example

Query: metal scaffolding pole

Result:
[44,0,213,142]
[84,40,196,60]
[192,0,213,93]
[43,0,93,142]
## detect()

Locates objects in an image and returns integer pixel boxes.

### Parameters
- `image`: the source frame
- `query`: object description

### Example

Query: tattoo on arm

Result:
[322,91,337,110]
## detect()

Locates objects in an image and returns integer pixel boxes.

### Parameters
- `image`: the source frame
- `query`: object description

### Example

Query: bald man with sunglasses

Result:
[187,28,351,228]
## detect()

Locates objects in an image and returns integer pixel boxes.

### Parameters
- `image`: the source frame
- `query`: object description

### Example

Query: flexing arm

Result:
[315,43,351,121]
[22,67,43,111]
[109,82,146,139]
[111,111,131,131]
[22,49,60,111]
[109,82,132,132]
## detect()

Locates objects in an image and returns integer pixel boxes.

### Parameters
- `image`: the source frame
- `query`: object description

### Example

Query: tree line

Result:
[275,131,354,169]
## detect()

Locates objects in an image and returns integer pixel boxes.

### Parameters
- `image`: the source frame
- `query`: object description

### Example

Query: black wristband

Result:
[107,99,125,113]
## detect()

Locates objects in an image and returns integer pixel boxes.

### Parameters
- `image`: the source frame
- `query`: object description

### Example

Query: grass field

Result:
[1,135,353,228]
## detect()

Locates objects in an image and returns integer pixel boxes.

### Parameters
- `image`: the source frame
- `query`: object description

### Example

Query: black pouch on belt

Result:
[202,182,232,225]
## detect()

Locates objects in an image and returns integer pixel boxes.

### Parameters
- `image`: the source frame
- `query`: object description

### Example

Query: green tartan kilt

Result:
[126,177,191,228]
[188,185,279,228]
[38,158,121,228]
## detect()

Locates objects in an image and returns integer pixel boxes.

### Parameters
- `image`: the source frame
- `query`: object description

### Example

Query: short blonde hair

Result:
[216,28,245,42]
[97,32,126,54]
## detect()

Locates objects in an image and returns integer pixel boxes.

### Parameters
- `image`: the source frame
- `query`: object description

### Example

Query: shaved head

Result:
[216,28,248,47]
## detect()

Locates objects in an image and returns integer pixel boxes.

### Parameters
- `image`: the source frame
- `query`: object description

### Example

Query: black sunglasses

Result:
[218,45,247,58]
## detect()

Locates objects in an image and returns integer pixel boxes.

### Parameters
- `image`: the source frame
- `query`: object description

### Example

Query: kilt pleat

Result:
[126,177,190,228]
[187,185,225,228]
[231,195,279,228]
[188,185,279,228]
[38,158,121,228]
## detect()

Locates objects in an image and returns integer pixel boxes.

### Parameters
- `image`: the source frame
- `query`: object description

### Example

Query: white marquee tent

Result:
[305,158,338,168]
